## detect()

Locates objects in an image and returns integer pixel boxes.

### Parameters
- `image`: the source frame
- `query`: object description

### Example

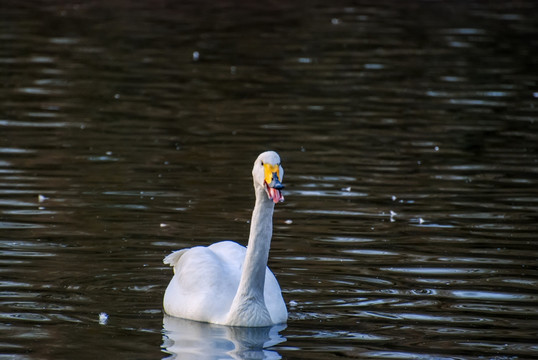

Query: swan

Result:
[163,151,287,327]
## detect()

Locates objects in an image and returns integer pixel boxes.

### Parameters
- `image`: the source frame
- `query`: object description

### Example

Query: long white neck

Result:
[240,185,274,298]
[227,184,274,326]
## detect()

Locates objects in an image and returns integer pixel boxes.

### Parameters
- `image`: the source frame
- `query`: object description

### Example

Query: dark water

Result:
[1,0,538,359]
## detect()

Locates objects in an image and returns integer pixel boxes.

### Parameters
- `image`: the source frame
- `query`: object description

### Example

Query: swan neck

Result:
[232,186,274,307]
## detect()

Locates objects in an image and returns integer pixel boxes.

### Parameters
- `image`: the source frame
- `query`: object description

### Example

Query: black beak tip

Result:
[268,178,285,190]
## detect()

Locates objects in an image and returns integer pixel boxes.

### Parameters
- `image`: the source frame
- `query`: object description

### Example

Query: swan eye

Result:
[261,161,264,166]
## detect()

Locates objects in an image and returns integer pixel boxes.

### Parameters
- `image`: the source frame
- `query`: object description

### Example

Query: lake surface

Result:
[1,0,537,359]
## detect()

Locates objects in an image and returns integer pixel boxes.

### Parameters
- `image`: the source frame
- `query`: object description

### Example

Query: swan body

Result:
[163,151,287,327]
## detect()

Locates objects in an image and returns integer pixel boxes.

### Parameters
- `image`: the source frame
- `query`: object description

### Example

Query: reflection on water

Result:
[1,0,538,359]
[162,315,286,360]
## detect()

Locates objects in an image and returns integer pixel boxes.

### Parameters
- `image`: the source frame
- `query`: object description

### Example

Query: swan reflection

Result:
[162,315,286,360]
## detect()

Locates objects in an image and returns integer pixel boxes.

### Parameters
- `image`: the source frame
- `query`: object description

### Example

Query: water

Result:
[1,0,537,359]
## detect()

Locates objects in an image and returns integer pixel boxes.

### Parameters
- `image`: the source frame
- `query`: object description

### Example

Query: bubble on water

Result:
[99,312,109,325]
[192,51,200,61]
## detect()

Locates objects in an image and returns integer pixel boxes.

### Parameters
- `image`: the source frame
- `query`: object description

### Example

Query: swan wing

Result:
[163,241,246,324]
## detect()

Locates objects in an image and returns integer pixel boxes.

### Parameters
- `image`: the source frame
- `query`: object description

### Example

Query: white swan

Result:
[163,151,287,327]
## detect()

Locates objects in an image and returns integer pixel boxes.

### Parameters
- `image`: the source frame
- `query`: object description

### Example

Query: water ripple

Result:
[0,119,83,128]
[0,221,46,229]
[450,290,537,302]
[380,267,495,275]
[1,0,537,359]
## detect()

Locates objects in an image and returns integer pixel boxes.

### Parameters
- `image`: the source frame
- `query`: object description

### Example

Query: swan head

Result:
[253,151,285,204]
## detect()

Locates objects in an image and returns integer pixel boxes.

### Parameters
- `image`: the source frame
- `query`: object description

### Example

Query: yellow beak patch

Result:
[263,163,281,185]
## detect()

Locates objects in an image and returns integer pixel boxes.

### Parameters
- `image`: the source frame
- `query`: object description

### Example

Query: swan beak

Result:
[263,163,285,203]
[263,163,283,188]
